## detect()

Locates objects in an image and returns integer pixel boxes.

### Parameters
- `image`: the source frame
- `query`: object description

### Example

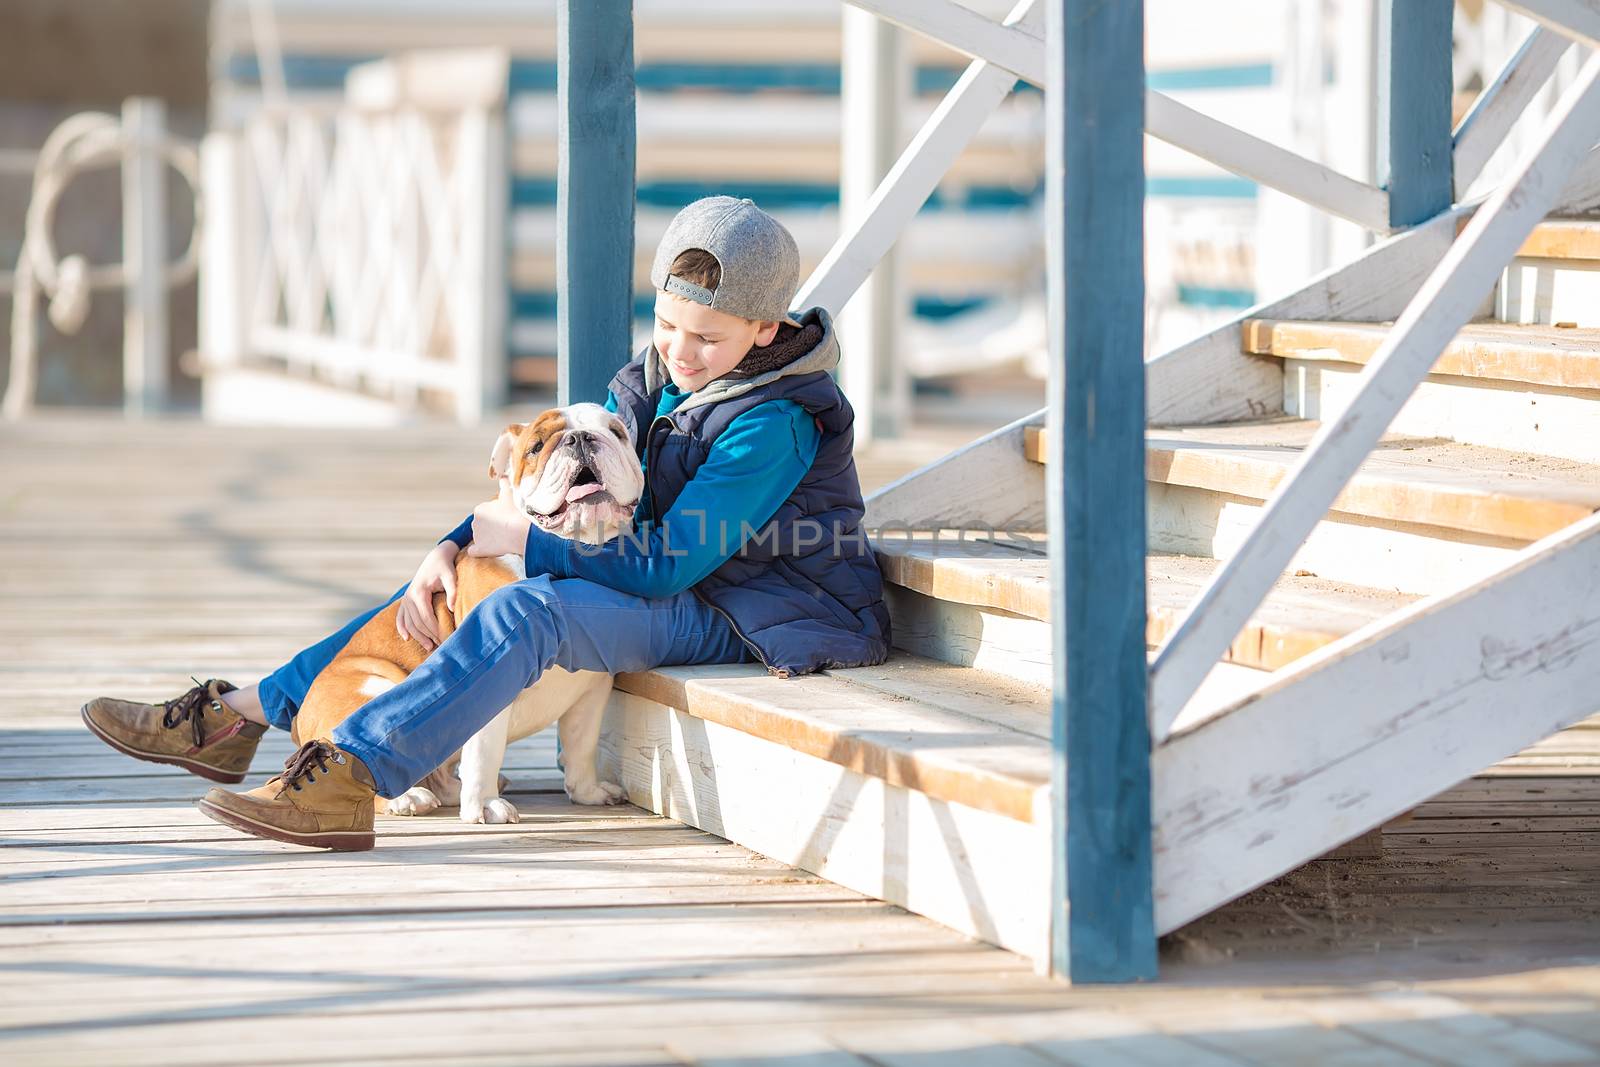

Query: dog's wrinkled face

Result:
[488,403,644,545]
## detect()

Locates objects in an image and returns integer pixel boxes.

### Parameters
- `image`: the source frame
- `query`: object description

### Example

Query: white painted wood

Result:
[870,216,1464,506]
[1500,255,1600,326]
[1557,143,1600,210]
[453,101,508,423]
[598,690,1054,965]
[1146,207,1461,425]
[885,586,1053,686]
[1499,0,1600,49]
[844,0,1044,83]
[1453,26,1574,197]
[863,408,1045,531]
[121,97,169,417]
[198,132,249,371]
[1148,482,1524,597]
[1285,358,1600,466]
[793,0,1036,317]
[1149,55,1600,741]
[839,6,910,444]
[1147,93,1390,232]
[1153,510,1600,932]
[223,52,510,424]
[851,0,1390,230]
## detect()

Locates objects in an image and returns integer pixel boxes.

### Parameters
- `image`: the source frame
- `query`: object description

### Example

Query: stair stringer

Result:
[862,209,1467,535]
[1151,510,1600,934]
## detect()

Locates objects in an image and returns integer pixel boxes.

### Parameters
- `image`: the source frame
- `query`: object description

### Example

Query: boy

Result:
[81,196,891,850]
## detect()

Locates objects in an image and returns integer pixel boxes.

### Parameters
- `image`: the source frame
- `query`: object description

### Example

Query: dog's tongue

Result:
[565,482,606,503]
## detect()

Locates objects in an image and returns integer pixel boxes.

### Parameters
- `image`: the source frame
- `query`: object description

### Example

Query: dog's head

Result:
[488,403,644,545]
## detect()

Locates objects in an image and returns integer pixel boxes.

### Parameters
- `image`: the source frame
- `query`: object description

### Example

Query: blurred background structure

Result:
[0,0,1583,436]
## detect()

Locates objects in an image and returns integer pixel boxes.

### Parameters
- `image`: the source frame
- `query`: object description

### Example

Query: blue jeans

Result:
[255,576,753,797]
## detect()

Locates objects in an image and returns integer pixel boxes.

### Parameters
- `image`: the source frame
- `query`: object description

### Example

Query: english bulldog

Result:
[289,402,643,823]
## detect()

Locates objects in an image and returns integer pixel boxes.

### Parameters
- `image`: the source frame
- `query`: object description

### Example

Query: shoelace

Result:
[160,676,225,749]
[271,739,347,796]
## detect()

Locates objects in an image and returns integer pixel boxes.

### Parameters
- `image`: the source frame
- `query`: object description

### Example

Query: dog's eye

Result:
[611,425,628,442]
[527,441,543,457]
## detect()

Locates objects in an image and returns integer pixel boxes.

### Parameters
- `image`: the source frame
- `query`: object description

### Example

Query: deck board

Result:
[1,414,1598,1064]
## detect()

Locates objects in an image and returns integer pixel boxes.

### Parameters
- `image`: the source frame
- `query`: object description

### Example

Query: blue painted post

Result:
[1045,0,1154,982]
[1379,0,1454,227]
[556,1,637,406]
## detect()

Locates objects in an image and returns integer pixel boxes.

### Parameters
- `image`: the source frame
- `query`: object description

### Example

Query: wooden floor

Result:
[3,412,1599,1067]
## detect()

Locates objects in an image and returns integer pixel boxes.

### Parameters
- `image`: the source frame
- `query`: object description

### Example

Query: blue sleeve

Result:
[442,390,621,549]
[439,513,475,549]
[523,399,821,598]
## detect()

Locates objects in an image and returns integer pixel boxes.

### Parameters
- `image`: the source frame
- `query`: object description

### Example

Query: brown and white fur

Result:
[289,402,644,823]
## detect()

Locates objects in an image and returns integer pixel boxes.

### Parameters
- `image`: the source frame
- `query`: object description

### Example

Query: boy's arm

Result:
[440,392,623,549]
[522,400,820,599]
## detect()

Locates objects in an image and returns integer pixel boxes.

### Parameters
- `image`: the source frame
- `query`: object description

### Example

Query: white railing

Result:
[820,0,1600,743]
[1148,5,1600,740]
[201,50,509,423]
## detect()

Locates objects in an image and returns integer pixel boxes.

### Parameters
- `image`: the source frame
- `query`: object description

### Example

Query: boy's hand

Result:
[397,541,460,652]
[467,483,533,559]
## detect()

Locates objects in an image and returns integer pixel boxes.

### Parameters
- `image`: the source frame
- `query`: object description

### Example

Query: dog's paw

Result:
[460,796,520,825]
[568,780,627,806]
[386,786,442,817]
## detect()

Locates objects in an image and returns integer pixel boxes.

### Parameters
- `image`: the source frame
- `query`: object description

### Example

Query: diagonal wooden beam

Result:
[1454,25,1576,197]
[794,0,1036,315]
[1147,53,1600,742]
[845,0,1390,231]
[1154,508,1600,933]
[1497,0,1600,49]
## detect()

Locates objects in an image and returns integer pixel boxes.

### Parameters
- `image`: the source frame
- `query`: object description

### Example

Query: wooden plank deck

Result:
[2,413,1599,1066]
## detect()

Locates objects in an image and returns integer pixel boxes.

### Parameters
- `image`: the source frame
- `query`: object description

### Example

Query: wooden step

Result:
[1502,219,1600,329]
[601,650,1267,963]
[873,536,1416,672]
[1023,420,1600,594]
[1518,218,1600,261]
[614,656,1051,824]
[1242,319,1600,392]
[1251,319,1600,465]
[1024,420,1600,541]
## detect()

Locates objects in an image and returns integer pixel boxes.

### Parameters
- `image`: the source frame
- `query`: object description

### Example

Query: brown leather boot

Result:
[197,739,377,851]
[82,678,266,784]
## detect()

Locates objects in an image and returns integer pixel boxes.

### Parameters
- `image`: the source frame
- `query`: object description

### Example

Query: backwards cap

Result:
[650,196,800,324]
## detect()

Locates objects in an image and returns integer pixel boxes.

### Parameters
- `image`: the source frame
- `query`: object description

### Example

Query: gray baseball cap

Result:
[650,196,800,324]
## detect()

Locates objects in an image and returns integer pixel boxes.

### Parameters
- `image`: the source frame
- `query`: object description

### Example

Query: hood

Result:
[642,306,839,415]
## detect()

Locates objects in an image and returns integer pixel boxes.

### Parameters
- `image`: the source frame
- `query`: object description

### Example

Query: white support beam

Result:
[846,0,1390,231]
[1453,25,1575,197]
[1497,0,1600,48]
[1154,509,1600,933]
[122,97,169,418]
[1147,53,1600,742]
[794,0,1036,316]
[1147,94,1390,231]
[847,0,1045,82]
[839,5,910,444]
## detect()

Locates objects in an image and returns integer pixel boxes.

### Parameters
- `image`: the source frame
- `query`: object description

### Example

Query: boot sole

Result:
[196,796,375,852]
[80,705,248,785]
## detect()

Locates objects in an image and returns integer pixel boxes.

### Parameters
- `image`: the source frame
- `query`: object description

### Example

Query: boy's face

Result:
[653,293,781,392]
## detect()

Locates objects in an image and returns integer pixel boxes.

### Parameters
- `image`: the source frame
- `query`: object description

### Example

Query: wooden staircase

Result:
[597,214,1600,968]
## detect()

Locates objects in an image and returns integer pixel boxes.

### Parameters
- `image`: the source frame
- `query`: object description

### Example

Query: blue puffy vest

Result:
[607,355,891,677]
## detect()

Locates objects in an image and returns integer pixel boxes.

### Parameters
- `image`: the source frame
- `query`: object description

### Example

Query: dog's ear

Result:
[488,423,527,480]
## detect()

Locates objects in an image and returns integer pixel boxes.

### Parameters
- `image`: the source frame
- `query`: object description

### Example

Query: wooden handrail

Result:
[1498,0,1600,48]
[844,0,1390,231]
